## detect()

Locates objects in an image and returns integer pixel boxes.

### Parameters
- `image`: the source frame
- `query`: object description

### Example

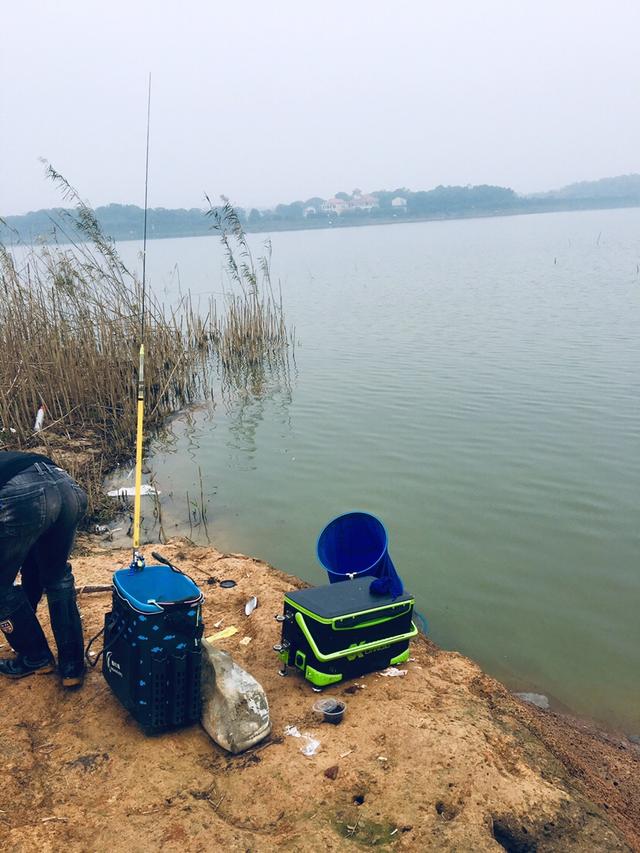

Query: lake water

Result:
[117,209,640,732]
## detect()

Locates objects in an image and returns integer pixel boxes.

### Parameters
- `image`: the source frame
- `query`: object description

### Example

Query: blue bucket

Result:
[113,564,203,613]
[317,512,391,583]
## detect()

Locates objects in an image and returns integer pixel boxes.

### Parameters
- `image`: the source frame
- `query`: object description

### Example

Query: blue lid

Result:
[113,564,202,613]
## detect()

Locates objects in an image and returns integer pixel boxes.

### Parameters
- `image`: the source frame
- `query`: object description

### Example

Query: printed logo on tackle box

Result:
[105,651,123,677]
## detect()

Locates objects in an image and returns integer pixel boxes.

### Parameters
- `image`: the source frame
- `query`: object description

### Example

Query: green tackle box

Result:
[274,579,417,687]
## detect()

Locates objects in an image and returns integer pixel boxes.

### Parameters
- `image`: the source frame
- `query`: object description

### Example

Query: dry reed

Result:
[0,169,214,520]
[206,198,293,394]
[0,171,292,525]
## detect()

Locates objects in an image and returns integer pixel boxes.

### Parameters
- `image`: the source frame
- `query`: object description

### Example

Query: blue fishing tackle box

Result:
[101,563,204,732]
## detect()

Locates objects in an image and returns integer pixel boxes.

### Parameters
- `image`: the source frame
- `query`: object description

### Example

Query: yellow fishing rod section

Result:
[133,342,145,552]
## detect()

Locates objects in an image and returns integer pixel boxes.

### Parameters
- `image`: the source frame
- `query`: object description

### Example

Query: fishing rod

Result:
[131,73,152,571]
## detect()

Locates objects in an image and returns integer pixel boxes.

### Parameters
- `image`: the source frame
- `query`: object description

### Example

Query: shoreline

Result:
[4,536,637,850]
[4,198,640,247]
[83,528,636,743]
[34,423,639,765]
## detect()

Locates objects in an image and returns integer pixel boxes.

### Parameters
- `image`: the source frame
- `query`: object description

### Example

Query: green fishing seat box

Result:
[275,579,417,687]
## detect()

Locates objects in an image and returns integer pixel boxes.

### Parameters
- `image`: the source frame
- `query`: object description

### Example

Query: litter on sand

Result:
[206,626,239,642]
[379,667,407,677]
[107,485,159,497]
[283,725,320,756]
[244,596,258,616]
[239,636,252,646]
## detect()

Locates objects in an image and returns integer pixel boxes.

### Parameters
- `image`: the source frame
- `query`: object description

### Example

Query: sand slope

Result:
[1,540,637,851]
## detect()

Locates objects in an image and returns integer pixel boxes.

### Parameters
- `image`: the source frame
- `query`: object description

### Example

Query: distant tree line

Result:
[3,175,640,244]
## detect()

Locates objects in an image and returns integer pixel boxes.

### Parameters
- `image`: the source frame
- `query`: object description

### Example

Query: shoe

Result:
[59,661,85,689]
[0,591,54,676]
[0,653,55,678]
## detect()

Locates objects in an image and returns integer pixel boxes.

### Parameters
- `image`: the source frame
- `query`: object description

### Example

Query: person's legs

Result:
[20,547,45,611]
[34,465,88,687]
[35,465,88,585]
[0,471,55,677]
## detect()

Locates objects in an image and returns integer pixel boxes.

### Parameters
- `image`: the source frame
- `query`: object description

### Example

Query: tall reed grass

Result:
[207,198,294,394]
[0,169,291,522]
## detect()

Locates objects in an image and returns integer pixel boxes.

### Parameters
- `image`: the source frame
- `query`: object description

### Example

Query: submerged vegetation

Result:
[0,168,291,522]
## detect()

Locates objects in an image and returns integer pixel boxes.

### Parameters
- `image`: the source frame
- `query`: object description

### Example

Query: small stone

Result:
[324,765,339,780]
[514,692,550,710]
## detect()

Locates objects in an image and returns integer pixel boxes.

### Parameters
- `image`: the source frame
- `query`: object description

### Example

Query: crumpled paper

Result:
[379,667,407,677]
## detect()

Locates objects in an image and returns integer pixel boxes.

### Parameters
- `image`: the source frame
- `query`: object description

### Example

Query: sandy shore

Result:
[1,538,638,851]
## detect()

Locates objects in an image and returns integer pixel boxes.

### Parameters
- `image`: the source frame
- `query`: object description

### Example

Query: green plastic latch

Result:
[277,649,290,666]
[390,647,411,666]
[305,665,343,687]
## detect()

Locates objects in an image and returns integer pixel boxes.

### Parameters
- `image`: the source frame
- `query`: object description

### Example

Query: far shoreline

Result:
[4,197,640,247]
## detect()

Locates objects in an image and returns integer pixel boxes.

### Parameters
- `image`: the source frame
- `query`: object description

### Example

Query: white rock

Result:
[514,692,550,710]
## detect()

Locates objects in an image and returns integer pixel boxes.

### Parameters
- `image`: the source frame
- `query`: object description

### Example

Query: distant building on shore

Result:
[322,197,349,214]
[349,191,379,211]
[322,191,380,215]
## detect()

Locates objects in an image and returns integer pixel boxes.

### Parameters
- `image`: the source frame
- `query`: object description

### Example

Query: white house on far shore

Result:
[322,197,349,214]
[391,196,407,209]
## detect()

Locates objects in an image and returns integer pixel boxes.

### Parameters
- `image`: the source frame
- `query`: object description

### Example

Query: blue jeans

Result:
[0,462,87,614]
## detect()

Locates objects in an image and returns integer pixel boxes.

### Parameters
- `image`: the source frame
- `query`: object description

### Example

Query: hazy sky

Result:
[2,0,639,215]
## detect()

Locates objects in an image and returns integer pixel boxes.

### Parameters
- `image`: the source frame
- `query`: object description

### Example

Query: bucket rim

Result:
[113,564,203,613]
[316,510,388,576]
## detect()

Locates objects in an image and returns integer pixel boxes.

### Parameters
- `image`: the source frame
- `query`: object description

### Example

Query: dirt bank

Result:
[1,539,638,852]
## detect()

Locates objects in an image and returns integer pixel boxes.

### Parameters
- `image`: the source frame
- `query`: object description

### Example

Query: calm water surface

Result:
[118,209,640,731]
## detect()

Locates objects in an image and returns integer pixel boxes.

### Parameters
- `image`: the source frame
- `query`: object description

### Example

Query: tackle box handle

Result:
[294,612,418,662]
[333,601,413,630]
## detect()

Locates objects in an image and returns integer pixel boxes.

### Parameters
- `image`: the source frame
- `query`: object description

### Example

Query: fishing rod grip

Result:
[151,551,173,567]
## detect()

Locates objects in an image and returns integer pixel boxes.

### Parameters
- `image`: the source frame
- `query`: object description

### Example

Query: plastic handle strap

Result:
[84,614,126,668]
[294,612,417,662]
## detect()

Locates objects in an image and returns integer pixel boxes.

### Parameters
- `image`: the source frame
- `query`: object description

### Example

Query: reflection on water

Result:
[123,352,296,544]
[224,360,295,461]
